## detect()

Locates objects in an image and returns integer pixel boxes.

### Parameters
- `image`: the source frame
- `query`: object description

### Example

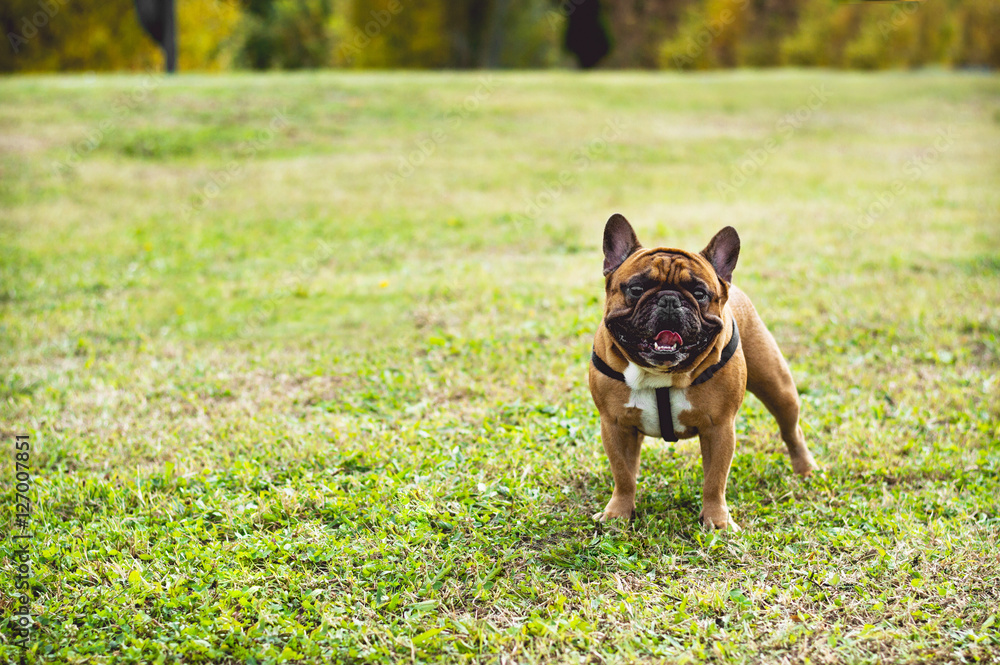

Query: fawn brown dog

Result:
[589,214,817,530]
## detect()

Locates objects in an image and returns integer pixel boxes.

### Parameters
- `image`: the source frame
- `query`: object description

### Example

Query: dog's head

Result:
[601,213,739,371]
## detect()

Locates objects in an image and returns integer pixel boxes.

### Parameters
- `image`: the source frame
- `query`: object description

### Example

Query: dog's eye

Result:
[626,285,645,300]
[692,288,710,302]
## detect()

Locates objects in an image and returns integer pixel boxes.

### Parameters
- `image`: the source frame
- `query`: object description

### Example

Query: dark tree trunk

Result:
[564,0,610,69]
[134,0,177,72]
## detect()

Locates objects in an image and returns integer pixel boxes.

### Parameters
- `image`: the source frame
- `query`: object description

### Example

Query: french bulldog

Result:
[589,214,818,530]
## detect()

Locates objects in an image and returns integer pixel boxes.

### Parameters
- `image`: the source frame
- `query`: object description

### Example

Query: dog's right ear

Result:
[603,213,641,277]
[701,226,740,284]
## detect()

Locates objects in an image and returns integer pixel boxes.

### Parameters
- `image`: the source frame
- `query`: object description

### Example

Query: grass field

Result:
[1,70,999,664]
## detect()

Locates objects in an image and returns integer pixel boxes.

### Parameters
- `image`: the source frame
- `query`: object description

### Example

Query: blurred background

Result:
[2,0,998,73]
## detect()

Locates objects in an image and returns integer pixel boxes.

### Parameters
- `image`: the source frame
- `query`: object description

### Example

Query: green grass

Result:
[1,70,999,664]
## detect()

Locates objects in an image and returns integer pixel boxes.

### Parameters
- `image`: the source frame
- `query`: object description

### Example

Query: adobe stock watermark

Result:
[6,0,67,54]
[671,0,750,69]
[337,0,404,64]
[848,125,956,237]
[181,109,291,220]
[716,84,830,196]
[51,70,162,176]
[877,0,922,40]
[382,75,500,190]
[515,117,624,228]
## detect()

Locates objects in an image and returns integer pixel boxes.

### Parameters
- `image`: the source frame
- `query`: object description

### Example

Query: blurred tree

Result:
[0,0,996,71]
[484,0,562,67]
[230,0,337,68]
[1,0,240,71]
[604,0,687,68]
[779,1,855,67]
[953,0,1000,68]
[178,0,241,71]
[659,0,751,69]
[343,0,558,68]
[447,0,493,67]
[739,0,805,66]
[341,0,447,67]
[230,0,277,69]
[778,0,956,69]
[1,0,160,72]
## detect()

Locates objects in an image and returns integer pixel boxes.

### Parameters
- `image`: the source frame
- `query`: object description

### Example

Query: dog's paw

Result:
[700,509,740,532]
[791,451,819,477]
[593,498,635,523]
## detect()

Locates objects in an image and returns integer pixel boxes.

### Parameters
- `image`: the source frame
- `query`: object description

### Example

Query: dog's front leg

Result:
[593,418,643,522]
[698,422,740,531]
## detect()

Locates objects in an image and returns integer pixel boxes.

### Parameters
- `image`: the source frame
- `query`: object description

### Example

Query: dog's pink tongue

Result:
[655,330,683,346]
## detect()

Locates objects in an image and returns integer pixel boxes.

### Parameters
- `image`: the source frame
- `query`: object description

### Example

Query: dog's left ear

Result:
[701,226,740,284]
[603,213,641,277]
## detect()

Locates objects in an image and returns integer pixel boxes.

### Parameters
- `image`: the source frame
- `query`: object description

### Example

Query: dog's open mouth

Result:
[652,329,683,353]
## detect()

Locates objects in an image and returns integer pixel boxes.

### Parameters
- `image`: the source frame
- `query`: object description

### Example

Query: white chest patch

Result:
[623,363,692,438]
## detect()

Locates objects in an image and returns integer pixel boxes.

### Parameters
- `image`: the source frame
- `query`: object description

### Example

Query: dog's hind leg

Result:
[731,289,818,476]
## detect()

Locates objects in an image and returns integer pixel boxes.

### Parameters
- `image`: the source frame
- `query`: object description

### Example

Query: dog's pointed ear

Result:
[603,214,641,277]
[701,226,740,284]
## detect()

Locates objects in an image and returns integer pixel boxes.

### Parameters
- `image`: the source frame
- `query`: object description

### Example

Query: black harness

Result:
[591,321,740,442]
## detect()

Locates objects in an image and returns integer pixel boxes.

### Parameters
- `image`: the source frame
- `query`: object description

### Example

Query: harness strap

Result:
[591,320,740,443]
[691,320,740,386]
[655,385,676,441]
[590,349,625,382]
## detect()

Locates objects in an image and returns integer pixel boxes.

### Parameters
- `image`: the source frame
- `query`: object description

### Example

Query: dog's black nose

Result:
[658,292,681,311]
